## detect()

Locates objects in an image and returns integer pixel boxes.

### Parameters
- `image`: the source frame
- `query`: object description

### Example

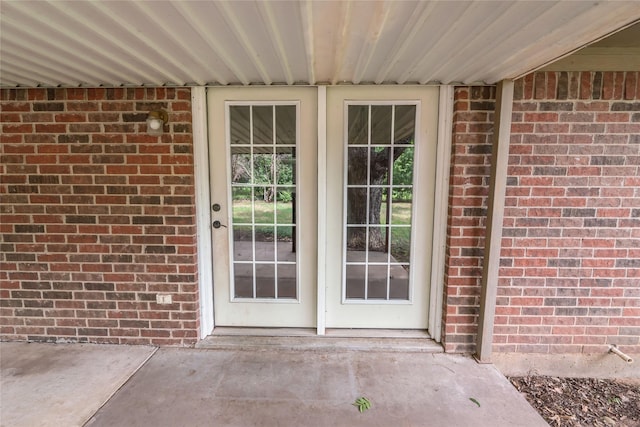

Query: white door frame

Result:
[194,85,452,340]
[192,87,214,338]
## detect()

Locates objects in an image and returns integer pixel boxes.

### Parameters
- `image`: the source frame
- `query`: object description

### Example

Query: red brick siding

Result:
[445,72,640,354]
[0,87,199,346]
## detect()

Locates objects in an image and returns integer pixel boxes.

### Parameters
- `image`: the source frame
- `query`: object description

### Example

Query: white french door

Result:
[208,87,317,327]
[324,86,439,329]
[207,86,438,331]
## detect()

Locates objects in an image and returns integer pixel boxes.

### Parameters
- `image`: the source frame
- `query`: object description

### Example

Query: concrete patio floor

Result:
[0,340,548,427]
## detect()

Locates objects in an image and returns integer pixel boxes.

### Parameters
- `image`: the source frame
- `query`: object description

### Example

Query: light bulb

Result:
[149,118,162,130]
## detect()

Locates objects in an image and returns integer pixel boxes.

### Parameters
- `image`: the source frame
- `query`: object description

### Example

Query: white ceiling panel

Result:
[1,0,639,88]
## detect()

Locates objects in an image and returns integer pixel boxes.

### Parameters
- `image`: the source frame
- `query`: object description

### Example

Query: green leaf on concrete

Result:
[470,397,481,407]
[353,396,372,412]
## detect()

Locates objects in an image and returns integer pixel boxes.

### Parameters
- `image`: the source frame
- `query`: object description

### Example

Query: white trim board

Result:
[192,86,214,338]
[429,85,454,343]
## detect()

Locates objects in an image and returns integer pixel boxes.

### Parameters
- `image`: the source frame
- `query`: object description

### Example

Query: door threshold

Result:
[197,327,442,353]
[325,328,431,339]
[210,327,431,338]
[211,327,318,337]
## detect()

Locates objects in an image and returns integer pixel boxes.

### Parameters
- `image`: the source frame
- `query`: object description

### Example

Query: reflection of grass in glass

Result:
[380,202,412,264]
[232,199,294,241]
[380,201,411,225]
[232,199,294,224]
[232,200,412,260]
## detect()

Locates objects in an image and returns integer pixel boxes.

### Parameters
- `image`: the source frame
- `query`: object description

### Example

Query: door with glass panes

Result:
[324,86,438,329]
[208,87,317,327]
[209,86,437,330]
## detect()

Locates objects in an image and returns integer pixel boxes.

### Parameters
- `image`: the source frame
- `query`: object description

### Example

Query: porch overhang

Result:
[1,1,639,88]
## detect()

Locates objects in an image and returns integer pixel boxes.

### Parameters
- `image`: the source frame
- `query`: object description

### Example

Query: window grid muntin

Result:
[343,101,417,303]
[228,102,299,302]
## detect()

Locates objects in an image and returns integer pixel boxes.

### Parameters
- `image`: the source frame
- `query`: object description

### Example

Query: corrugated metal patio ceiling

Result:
[1,1,639,88]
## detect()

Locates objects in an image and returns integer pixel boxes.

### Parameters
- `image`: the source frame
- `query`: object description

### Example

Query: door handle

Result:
[212,220,227,229]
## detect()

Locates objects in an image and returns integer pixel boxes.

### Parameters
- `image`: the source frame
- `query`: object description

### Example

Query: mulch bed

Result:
[509,376,640,427]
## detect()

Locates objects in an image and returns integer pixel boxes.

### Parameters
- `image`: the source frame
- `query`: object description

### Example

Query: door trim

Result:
[316,86,327,335]
[429,85,454,342]
[192,86,214,338]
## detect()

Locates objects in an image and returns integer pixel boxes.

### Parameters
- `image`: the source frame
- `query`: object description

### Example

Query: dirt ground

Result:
[509,376,640,427]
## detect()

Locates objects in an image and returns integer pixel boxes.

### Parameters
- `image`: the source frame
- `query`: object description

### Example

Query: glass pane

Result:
[348,105,368,145]
[234,263,253,298]
[275,151,295,185]
[254,190,275,224]
[369,146,390,185]
[394,105,416,144]
[233,226,253,261]
[389,265,410,300]
[255,264,275,298]
[368,226,388,255]
[232,187,252,223]
[230,106,250,145]
[277,264,297,298]
[345,265,366,299]
[346,226,366,252]
[253,106,273,145]
[255,225,274,243]
[368,187,387,225]
[392,146,413,186]
[390,227,411,265]
[275,188,294,224]
[275,145,295,155]
[346,188,368,225]
[253,153,273,185]
[367,265,388,299]
[276,227,296,262]
[276,225,295,245]
[346,249,366,263]
[255,237,275,262]
[347,147,368,185]
[391,200,412,226]
[371,105,392,144]
[276,105,296,145]
[230,150,251,184]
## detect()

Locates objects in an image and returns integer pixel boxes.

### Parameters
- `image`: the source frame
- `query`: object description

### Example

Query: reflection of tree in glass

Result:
[231,153,250,183]
[347,140,412,251]
[231,153,294,203]
[347,104,415,254]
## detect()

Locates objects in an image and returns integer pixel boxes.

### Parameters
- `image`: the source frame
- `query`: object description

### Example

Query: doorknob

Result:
[212,220,227,229]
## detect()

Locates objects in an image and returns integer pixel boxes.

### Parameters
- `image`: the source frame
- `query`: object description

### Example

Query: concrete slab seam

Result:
[82,346,159,427]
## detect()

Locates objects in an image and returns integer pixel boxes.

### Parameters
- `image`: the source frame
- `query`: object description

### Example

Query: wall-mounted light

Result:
[146,110,168,135]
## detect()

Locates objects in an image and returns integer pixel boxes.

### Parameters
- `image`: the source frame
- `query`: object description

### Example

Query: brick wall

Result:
[444,71,640,354]
[442,86,495,352]
[0,87,199,346]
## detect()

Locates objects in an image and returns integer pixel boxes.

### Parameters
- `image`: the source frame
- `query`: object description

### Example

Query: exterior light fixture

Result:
[146,110,168,135]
